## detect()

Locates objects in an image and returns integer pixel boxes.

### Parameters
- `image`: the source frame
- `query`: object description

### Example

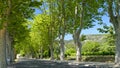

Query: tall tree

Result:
[66,0,104,61]
[46,0,66,60]
[30,13,58,59]
[0,0,11,67]
[57,0,66,61]
[107,0,120,65]
[0,0,42,67]
[72,0,85,61]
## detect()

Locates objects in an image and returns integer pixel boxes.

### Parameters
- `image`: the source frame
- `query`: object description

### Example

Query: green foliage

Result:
[0,0,42,60]
[82,41,100,53]
[29,13,59,58]
[99,44,115,55]
[20,50,25,56]
[0,0,42,43]
[82,41,115,55]
[65,48,76,56]
[65,41,76,57]
[80,34,86,41]
[43,50,49,58]
[98,25,115,46]
[0,0,114,60]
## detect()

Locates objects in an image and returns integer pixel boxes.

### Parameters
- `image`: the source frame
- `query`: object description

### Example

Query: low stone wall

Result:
[82,56,114,62]
[67,56,114,62]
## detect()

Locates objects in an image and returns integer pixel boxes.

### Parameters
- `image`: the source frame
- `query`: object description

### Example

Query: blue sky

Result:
[34,9,112,40]
[81,15,111,35]
[64,15,111,40]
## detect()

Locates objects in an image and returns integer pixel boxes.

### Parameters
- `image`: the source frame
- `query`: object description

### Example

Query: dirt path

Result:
[7,58,115,68]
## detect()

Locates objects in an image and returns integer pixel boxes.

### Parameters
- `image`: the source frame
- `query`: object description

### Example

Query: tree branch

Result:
[108,0,115,23]
[76,0,85,36]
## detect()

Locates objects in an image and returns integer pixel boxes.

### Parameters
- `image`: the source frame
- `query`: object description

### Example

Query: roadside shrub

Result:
[65,48,76,56]
[82,41,100,55]
[99,44,115,55]
[82,41,115,55]
[20,50,25,56]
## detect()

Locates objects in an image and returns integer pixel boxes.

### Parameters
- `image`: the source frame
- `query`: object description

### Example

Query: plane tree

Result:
[0,0,42,68]
[102,0,120,65]
[30,13,58,59]
[66,0,104,61]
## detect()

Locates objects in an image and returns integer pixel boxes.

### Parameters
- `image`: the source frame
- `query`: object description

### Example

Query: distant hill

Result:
[85,34,106,43]
[65,34,106,45]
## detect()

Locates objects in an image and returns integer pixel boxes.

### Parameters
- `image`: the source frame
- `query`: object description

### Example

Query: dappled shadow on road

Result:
[7,59,114,68]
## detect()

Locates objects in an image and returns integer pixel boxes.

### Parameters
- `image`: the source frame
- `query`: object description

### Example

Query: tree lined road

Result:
[7,59,114,68]
[1,0,120,68]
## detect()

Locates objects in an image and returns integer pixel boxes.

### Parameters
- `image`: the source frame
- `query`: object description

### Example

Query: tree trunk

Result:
[72,0,84,62]
[73,31,82,62]
[114,21,120,64]
[115,30,120,64]
[0,28,7,68]
[10,47,15,62]
[108,19,120,66]
[59,34,65,61]
[5,31,10,65]
[50,43,54,60]
[107,0,120,65]
[8,35,15,63]
[40,46,43,59]
[76,40,82,62]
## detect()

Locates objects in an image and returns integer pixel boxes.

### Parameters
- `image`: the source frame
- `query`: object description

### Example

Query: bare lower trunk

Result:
[110,16,120,65]
[0,28,7,68]
[50,42,54,60]
[76,41,82,61]
[40,47,43,59]
[73,32,82,62]
[5,31,12,65]
[60,36,65,61]
[10,47,15,62]
[115,26,120,64]
[107,0,120,65]
[72,0,84,62]
[7,34,15,63]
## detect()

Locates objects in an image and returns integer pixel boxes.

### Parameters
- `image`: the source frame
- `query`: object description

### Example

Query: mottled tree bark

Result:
[6,31,15,63]
[73,30,82,62]
[50,42,54,60]
[0,28,7,68]
[108,0,120,65]
[1,0,12,66]
[40,46,43,59]
[59,34,65,61]
[111,18,120,64]
[73,0,84,62]
[115,27,120,64]
[59,0,66,61]
[5,31,11,65]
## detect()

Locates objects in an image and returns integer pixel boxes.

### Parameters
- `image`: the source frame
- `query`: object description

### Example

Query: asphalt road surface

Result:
[7,58,116,68]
